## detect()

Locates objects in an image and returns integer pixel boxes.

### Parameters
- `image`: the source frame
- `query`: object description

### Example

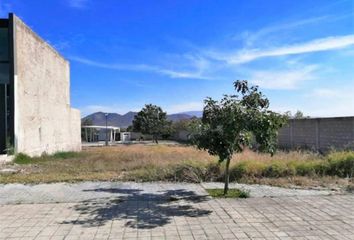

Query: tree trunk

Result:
[224,157,231,195]
[154,135,159,144]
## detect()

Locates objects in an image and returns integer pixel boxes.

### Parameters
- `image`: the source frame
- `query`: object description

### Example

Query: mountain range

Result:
[82,111,202,128]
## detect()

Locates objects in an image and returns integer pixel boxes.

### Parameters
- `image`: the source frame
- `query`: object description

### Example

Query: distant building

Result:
[82,125,120,143]
[0,13,81,157]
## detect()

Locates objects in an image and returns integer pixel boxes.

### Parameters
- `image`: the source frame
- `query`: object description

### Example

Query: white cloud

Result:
[208,35,354,64]
[248,65,318,89]
[70,56,212,80]
[311,88,342,98]
[70,56,155,71]
[67,0,89,9]
[240,16,330,47]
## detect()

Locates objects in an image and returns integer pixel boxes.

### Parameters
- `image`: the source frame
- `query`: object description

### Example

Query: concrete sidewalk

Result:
[0,182,336,205]
[0,182,353,239]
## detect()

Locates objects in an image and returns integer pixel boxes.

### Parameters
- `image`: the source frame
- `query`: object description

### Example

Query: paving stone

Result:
[0,182,352,239]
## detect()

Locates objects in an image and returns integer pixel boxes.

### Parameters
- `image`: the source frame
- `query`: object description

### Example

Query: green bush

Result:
[326,151,354,177]
[263,162,287,177]
[13,151,82,165]
[229,162,248,180]
[14,153,32,164]
[52,151,81,159]
[227,151,354,180]
[128,166,169,182]
[294,161,318,176]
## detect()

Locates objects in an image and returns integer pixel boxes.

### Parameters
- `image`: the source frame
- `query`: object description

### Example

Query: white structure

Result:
[120,132,131,143]
[1,14,81,157]
[82,125,120,143]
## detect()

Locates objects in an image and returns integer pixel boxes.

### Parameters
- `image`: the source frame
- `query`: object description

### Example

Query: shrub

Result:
[14,153,32,164]
[52,151,81,159]
[204,162,222,182]
[172,163,206,183]
[326,151,354,177]
[294,161,318,176]
[229,162,248,180]
[263,162,288,177]
[127,166,169,182]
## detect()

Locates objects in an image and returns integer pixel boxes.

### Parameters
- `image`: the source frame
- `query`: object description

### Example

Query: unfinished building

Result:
[0,13,81,157]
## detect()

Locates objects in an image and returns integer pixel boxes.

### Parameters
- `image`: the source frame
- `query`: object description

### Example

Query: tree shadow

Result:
[62,188,212,229]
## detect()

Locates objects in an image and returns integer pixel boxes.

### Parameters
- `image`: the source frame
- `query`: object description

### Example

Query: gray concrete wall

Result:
[13,16,81,156]
[278,117,354,151]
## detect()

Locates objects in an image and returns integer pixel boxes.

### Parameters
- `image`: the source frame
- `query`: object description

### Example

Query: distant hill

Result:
[179,111,203,118]
[82,111,202,128]
[167,113,193,122]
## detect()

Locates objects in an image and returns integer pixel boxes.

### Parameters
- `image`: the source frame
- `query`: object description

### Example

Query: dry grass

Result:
[0,144,353,191]
[0,145,215,183]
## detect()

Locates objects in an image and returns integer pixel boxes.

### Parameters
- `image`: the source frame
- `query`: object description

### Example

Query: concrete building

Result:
[0,13,81,157]
[120,132,131,143]
[82,125,120,143]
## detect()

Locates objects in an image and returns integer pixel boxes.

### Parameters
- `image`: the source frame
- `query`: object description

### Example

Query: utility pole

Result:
[105,113,108,146]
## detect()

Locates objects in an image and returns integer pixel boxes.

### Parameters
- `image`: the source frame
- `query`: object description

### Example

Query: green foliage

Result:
[170,118,197,141]
[261,161,295,177]
[132,104,172,143]
[14,153,32,164]
[171,119,189,133]
[126,125,133,132]
[6,147,354,184]
[81,118,93,126]
[127,161,220,183]
[206,188,250,198]
[229,162,249,179]
[294,161,318,176]
[326,151,354,177]
[190,80,287,193]
[226,151,354,179]
[284,110,309,119]
[52,151,81,159]
[13,151,82,165]
[191,80,287,159]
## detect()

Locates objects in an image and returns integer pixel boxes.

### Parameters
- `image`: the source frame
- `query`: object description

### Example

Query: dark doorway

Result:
[0,18,10,154]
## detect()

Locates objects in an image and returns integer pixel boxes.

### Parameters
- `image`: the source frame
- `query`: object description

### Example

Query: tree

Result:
[190,80,287,195]
[81,118,94,141]
[171,118,196,134]
[284,110,309,119]
[132,104,172,144]
[81,118,93,126]
[294,110,304,119]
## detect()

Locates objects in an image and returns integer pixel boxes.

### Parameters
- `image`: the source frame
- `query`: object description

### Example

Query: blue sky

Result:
[1,0,353,117]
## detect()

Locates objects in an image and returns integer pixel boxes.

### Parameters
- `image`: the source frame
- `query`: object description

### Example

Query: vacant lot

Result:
[1,144,353,190]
